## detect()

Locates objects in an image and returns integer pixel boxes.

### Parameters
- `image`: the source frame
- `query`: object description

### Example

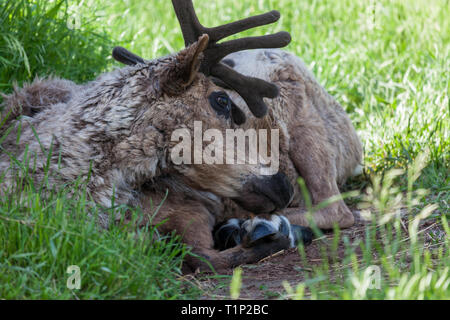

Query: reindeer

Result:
[0,0,362,272]
[0,2,311,272]
[113,1,363,266]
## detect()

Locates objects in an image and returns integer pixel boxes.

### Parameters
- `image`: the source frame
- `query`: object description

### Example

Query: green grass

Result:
[0,0,449,299]
[0,0,112,92]
[0,184,196,299]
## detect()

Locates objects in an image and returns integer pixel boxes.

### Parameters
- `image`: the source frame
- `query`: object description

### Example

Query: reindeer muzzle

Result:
[233,172,294,213]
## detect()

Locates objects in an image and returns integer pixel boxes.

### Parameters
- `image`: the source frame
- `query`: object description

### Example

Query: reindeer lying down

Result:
[114,1,363,270]
[0,1,362,272]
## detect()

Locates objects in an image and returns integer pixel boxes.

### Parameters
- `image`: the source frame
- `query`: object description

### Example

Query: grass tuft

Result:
[0,0,112,94]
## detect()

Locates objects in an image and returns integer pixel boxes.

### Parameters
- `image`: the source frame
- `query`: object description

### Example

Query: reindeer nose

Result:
[234,171,294,213]
[254,172,294,210]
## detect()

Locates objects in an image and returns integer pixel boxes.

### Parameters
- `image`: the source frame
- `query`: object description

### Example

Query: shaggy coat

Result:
[0,38,294,271]
[0,39,362,271]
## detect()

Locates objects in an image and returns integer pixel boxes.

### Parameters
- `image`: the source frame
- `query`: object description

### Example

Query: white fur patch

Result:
[279,215,295,248]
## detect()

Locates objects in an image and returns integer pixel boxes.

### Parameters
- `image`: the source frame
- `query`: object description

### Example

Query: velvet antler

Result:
[171,0,291,117]
[112,0,291,118]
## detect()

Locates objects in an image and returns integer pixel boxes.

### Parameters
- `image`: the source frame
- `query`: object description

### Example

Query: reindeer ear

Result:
[159,34,209,95]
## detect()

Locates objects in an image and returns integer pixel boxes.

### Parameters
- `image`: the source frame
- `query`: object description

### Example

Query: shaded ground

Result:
[190,209,446,299]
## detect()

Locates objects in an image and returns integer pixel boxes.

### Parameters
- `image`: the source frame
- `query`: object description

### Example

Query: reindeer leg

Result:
[148,198,291,272]
[186,235,291,272]
[285,123,355,229]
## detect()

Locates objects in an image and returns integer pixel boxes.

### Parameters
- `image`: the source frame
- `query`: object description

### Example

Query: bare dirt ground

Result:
[189,209,445,299]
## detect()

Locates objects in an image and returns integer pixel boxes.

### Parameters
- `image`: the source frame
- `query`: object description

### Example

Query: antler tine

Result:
[172,0,291,118]
[112,46,145,66]
[172,0,282,45]
[204,32,291,72]
[201,10,282,43]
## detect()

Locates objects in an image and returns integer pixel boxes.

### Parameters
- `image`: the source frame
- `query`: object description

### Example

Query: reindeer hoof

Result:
[241,215,313,248]
[214,215,314,250]
[247,221,278,245]
[214,218,243,250]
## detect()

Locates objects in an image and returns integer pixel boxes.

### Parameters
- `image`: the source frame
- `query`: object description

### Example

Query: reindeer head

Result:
[111,1,293,213]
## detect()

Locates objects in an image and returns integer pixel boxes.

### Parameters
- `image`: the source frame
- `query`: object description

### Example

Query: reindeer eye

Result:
[209,91,231,119]
[216,95,229,108]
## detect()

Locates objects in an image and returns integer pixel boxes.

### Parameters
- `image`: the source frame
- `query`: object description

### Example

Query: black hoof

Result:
[214,219,242,250]
[291,225,313,246]
[247,222,278,245]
